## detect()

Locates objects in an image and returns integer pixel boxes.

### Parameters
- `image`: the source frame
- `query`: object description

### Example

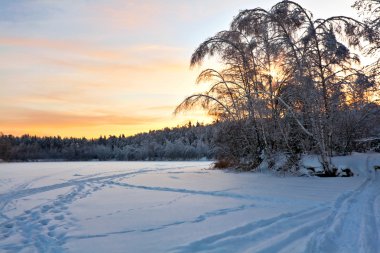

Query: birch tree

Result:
[177,0,378,174]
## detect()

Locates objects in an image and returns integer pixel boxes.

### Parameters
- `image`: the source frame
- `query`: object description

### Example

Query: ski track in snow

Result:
[64,203,257,241]
[0,157,379,252]
[173,204,329,253]
[174,156,380,253]
[305,157,380,253]
[108,181,313,205]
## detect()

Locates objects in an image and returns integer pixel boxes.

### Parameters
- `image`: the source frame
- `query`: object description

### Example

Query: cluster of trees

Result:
[176,0,380,174]
[0,123,215,162]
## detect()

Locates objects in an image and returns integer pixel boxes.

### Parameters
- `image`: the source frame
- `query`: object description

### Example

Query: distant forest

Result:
[0,123,216,162]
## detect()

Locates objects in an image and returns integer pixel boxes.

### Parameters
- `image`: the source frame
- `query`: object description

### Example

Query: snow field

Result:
[0,154,379,252]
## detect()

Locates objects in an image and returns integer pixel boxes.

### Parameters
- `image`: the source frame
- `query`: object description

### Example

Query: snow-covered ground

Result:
[0,153,379,253]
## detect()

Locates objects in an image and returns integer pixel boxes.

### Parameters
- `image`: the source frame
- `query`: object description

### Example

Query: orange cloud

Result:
[0,36,185,61]
[0,37,120,60]
[35,57,196,94]
[0,33,210,138]
[0,107,162,128]
[91,1,164,30]
[0,105,212,138]
[145,105,176,111]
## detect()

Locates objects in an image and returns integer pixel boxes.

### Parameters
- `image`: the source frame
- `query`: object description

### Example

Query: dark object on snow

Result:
[314,168,354,177]
[213,159,235,169]
[314,168,339,177]
[374,166,380,171]
[341,168,354,177]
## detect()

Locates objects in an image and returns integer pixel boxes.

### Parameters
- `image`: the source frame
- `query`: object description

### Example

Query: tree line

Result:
[0,123,215,162]
[176,0,380,174]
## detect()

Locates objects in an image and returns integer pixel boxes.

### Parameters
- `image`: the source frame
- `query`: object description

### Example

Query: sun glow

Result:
[268,68,280,80]
[0,0,375,138]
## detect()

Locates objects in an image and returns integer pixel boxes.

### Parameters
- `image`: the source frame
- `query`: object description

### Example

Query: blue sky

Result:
[0,0,358,137]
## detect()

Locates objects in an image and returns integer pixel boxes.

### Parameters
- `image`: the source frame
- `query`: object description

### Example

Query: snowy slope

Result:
[0,154,379,253]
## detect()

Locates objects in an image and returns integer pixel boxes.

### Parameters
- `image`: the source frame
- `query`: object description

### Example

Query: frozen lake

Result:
[0,155,379,252]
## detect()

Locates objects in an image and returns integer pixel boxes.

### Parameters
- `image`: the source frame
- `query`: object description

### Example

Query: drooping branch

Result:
[174,94,237,121]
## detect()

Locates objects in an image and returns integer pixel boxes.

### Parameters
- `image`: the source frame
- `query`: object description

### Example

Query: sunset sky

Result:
[0,0,359,138]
